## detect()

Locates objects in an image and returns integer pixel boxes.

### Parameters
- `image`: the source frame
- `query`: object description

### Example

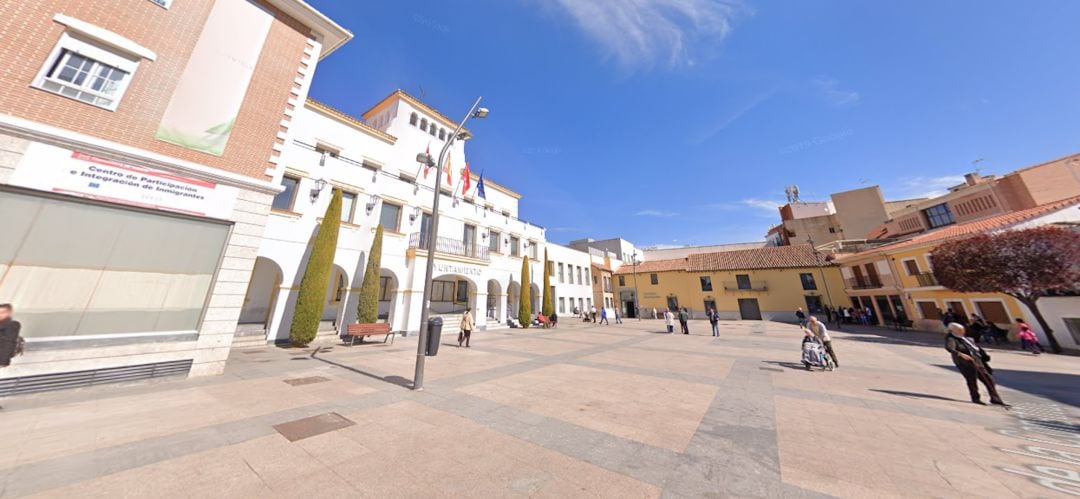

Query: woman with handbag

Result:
[944,322,1006,406]
[457,307,474,348]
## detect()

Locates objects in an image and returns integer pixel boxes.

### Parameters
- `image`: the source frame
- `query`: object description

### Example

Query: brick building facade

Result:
[0,0,350,390]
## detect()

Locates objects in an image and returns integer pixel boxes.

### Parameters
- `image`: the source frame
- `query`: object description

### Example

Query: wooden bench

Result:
[345,323,394,345]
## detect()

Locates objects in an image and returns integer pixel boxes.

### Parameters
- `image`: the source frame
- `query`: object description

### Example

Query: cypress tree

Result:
[289,189,342,346]
[519,256,531,327]
[542,248,554,317]
[356,224,384,324]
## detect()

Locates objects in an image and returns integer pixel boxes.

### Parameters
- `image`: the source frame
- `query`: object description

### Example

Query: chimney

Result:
[964,173,979,186]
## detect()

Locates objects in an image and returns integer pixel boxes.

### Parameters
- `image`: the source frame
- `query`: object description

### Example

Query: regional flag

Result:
[461,163,471,194]
[444,151,452,187]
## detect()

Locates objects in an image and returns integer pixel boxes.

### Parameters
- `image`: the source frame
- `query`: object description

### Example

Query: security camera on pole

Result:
[412,97,489,391]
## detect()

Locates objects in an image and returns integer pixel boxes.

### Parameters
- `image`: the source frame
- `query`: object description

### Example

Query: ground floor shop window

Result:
[0,190,230,338]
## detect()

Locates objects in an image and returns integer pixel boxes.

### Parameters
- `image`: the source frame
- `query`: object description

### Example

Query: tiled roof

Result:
[613,258,687,275]
[687,244,829,272]
[614,244,830,275]
[844,195,1080,259]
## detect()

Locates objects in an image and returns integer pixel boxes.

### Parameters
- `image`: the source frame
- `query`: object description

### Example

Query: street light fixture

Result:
[413,97,488,391]
[806,236,835,323]
[631,253,641,321]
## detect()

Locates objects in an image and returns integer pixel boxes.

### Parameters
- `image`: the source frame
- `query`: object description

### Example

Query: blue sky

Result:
[306,0,1080,247]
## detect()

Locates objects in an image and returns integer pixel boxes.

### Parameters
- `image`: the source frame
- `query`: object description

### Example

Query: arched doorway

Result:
[506,281,521,320]
[486,279,502,322]
[323,265,349,330]
[431,274,476,315]
[378,268,399,327]
[238,257,283,336]
[530,283,541,316]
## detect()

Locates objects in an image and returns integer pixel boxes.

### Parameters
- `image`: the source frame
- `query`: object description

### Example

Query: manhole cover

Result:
[283,376,330,386]
[273,412,355,442]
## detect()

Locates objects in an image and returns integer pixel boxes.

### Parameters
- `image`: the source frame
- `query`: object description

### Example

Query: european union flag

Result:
[476,173,486,199]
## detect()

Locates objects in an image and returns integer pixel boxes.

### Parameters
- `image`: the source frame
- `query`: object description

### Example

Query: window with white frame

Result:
[340,192,357,223]
[34,32,142,110]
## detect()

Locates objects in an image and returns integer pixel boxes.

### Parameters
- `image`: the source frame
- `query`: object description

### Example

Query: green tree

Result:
[356,224,384,324]
[542,248,554,317]
[519,256,531,327]
[289,189,342,346]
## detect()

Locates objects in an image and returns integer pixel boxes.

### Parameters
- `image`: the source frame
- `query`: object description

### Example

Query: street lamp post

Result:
[631,253,641,320]
[413,97,488,391]
[807,236,835,321]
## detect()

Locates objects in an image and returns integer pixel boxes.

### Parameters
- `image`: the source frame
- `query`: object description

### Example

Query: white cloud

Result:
[635,209,680,217]
[740,198,784,213]
[546,0,744,69]
[813,76,860,106]
[891,175,965,199]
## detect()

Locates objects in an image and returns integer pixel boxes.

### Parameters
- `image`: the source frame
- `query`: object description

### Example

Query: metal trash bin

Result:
[425,317,443,356]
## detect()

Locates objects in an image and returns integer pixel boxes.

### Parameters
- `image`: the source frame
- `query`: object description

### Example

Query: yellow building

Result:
[613,245,845,321]
[836,197,1080,338]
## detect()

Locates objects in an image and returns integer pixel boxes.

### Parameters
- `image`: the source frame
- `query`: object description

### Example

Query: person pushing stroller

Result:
[801,329,834,371]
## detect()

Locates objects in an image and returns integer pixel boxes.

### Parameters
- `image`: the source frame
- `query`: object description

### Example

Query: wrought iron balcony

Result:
[915,272,939,287]
[722,280,768,291]
[409,233,490,261]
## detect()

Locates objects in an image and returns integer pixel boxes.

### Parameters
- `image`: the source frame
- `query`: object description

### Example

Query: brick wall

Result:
[0,0,311,180]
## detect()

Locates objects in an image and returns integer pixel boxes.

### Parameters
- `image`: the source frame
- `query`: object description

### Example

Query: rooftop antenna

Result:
[784,185,801,203]
[972,157,985,175]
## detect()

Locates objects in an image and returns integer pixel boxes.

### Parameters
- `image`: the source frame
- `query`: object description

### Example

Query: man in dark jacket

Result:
[678,308,690,334]
[0,303,21,368]
[945,322,1005,406]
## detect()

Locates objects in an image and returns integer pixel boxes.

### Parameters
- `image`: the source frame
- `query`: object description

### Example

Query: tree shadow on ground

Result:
[869,389,963,403]
[310,347,412,389]
[932,364,1080,408]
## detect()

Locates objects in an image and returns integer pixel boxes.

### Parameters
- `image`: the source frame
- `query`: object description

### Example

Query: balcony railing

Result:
[915,272,939,287]
[722,281,768,291]
[409,233,490,261]
[844,273,897,290]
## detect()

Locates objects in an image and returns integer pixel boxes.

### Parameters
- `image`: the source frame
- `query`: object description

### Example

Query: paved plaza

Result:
[1,320,1078,498]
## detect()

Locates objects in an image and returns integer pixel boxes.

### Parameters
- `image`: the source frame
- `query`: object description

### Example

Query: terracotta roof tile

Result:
[615,245,831,275]
[845,195,1080,259]
[687,245,829,272]
[613,258,687,275]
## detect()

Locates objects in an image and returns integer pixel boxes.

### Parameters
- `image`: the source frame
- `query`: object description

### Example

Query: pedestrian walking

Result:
[599,307,610,325]
[843,307,852,324]
[0,304,22,369]
[550,311,559,329]
[664,309,675,333]
[590,305,597,323]
[615,308,623,324]
[1016,319,1042,354]
[708,307,720,337]
[678,307,690,334]
[824,307,833,324]
[806,316,838,368]
[795,307,807,328]
[458,307,474,347]
[944,323,1006,406]
[652,308,658,320]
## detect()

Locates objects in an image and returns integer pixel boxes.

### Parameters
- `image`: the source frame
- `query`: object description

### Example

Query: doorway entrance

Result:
[703,299,717,314]
[738,298,762,320]
[803,296,823,314]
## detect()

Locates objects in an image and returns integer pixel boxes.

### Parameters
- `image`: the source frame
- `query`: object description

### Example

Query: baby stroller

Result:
[802,336,834,371]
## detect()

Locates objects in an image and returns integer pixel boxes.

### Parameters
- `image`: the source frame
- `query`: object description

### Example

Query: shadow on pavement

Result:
[762,360,809,371]
[869,389,963,403]
[310,347,413,389]
[931,364,1080,408]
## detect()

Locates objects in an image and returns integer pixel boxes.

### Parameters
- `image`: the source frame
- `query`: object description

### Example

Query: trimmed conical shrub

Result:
[289,189,342,346]
[357,224,384,324]
[542,248,554,317]
[519,256,531,328]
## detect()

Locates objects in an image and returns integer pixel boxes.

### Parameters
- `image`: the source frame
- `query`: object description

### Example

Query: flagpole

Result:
[413,96,484,391]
